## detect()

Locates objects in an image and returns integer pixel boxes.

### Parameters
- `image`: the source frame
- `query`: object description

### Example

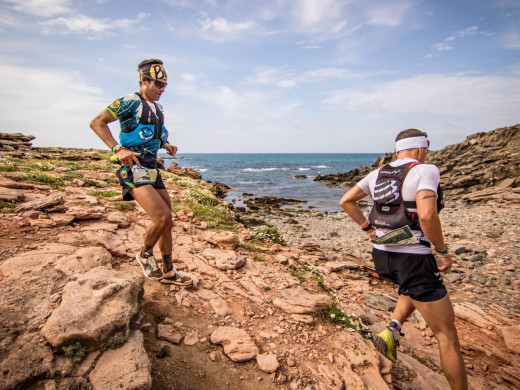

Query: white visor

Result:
[395,136,429,152]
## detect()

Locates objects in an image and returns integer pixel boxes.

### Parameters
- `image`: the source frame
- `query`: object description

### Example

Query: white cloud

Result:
[457,25,479,38]
[502,27,520,49]
[0,63,108,148]
[245,66,355,88]
[289,0,352,40]
[3,0,71,18]
[323,73,520,123]
[293,0,344,26]
[365,1,413,27]
[198,16,257,41]
[181,73,203,81]
[43,13,147,34]
[432,42,453,51]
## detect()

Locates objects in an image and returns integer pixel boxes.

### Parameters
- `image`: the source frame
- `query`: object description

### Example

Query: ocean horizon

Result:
[162,153,381,211]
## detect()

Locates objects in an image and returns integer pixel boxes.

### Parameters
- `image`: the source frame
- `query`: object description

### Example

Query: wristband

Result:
[435,247,448,256]
[360,220,373,232]
[111,144,121,153]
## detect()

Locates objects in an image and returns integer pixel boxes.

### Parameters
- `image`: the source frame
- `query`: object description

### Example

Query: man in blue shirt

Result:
[90,58,192,286]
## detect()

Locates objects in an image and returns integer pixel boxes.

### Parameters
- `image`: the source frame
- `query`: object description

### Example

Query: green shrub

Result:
[253,254,265,262]
[0,200,16,213]
[253,226,286,245]
[26,172,63,186]
[166,175,198,188]
[0,164,15,172]
[63,341,86,363]
[327,302,371,338]
[187,202,235,231]
[81,178,106,188]
[103,321,131,351]
[60,171,84,181]
[290,269,304,279]
[90,190,119,198]
[183,187,219,206]
[303,262,326,289]
[115,202,135,211]
[23,162,55,171]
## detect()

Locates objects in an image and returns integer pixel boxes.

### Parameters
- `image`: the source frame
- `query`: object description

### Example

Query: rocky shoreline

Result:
[0,130,519,390]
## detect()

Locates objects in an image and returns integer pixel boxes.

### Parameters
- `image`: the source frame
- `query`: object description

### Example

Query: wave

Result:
[298,168,310,171]
[196,168,208,172]
[243,167,291,172]
[312,165,330,168]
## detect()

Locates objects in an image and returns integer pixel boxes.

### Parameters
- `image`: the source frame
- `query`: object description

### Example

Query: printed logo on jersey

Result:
[109,99,121,109]
[139,126,154,140]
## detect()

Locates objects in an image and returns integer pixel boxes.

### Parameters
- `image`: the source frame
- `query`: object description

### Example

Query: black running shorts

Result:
[116,166,166,201]
[372,248,447,302]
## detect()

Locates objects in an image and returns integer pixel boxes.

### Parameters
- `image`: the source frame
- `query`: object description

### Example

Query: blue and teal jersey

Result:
[107,93,168,159]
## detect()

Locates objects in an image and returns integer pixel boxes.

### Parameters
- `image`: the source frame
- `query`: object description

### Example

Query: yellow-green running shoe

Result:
[373,328,398,363]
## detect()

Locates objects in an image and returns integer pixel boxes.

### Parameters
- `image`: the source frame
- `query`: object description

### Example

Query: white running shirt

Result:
[356,157,440,254]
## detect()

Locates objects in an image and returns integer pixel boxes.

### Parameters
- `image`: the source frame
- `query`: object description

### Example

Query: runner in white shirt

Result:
[340,129,468,390]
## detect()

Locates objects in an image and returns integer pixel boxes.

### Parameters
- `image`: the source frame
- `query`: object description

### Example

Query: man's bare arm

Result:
[89,109,141,167]
[416,189,453,272]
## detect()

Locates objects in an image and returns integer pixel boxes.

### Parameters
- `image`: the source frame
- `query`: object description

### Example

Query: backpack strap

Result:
[401,161,422,209]
[134,92,163,140]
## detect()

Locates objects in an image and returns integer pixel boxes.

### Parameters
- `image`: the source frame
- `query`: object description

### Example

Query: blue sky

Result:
[0,0,519,153]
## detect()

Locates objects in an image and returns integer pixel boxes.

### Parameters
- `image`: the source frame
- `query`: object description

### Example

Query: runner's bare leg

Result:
[130,185,172,252]
[413,295,468,390]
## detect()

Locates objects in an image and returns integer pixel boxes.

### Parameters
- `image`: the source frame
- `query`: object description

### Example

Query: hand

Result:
[436,253,455,273]
[165,143,177,157]
[115,148,141,168]
[366,227,376,240]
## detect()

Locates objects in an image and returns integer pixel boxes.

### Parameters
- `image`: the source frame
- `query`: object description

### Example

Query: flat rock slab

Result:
[453,302,502,329]
[183,331,199,346]
[204,231,239,249]
[363,291,396,312]
[202,248,246,270]
[0,243,77,279]
[501,325,520,354]
[273,286,332,314]
[157,324,183,344]
[0,186,24,202]
[107,211,131,227]
[54,246,112,277]
[15,193,63,211]
[256,354,279,373]
[209,297,233,316]
[42,266,144,350]
[89,331,152,390]
[0,332,54,389]
[66,205,105,220]
[324,261,360,272]
[210,326,259,362]
[395,353,450,390]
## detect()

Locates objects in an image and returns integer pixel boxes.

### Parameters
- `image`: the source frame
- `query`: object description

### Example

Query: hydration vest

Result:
[119,92,166,148]
[368,162,444,231]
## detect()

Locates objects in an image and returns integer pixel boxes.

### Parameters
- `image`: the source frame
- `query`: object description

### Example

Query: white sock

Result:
[390,319,402,329]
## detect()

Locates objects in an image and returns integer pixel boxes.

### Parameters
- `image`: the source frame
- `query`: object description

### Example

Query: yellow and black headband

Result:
[139,63,167,82]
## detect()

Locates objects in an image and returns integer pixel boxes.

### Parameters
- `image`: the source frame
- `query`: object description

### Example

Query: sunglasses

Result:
[153,79,167,89]
[143,76,167,89]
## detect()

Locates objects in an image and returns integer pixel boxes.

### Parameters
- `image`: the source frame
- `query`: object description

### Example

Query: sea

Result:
[162,153,381,212]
